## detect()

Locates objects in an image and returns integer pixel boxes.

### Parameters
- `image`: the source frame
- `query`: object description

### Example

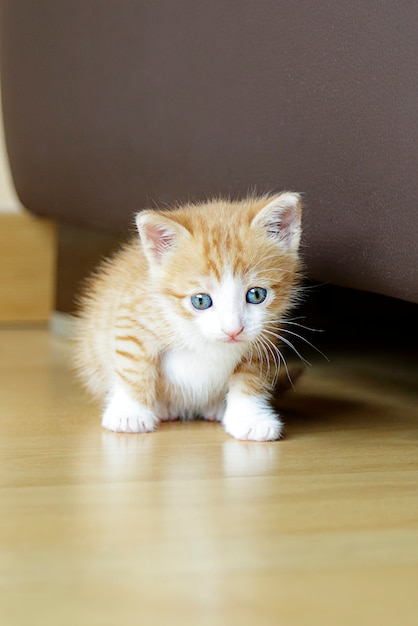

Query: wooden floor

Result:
[0,328,417,626]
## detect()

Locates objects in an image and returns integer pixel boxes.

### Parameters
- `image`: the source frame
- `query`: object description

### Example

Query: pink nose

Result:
[223,326,244,340]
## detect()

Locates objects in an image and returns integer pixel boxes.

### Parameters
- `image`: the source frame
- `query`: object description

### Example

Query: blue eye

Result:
[246,287,267,305]
[191,293,213,310]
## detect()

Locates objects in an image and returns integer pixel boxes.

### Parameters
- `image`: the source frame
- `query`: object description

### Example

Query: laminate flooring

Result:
[0,328,417,626]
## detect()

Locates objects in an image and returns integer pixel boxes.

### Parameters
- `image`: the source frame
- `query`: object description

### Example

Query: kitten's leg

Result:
[223,377,283,442]
[102,337,159,433]
[157,401,179,422]
[201,399,226,422]
[102,383,159,433]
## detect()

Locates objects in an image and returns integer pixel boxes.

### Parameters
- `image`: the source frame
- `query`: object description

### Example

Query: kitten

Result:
[75,192,302,441]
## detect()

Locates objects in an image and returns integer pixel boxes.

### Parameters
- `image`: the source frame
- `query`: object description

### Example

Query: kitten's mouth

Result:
[219,326,247,344]
[222,336,246,344]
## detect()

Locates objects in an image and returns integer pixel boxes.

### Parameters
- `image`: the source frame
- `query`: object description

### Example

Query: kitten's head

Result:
[136,193,302,348]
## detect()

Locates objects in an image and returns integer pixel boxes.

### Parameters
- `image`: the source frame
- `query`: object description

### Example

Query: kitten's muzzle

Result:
[222,326,245,343]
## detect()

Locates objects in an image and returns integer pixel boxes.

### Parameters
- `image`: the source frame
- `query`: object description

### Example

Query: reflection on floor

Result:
[0,328,417,626]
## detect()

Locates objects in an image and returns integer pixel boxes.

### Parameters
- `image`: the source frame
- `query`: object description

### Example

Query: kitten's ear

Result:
[136,211,190,263]
[252,192,302,253]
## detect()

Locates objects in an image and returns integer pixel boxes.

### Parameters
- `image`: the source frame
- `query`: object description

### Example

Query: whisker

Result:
[249,326,301,391]
[250,342,264,381]
[278,329,329,361]
[257,331,298,391]
[279,354,295,390]
[253,339,266,380]
[298,280,331,291]
[255,338,271,380]
[276,315,308,324]
[275,319,325,333]
[264,325,329,361]
[259,335,280,386]
[273,342,295,391]
[247,343,254,367]
[263,329,311,367]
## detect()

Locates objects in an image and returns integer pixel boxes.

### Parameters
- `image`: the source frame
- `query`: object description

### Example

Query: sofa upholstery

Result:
[1,0,417,302]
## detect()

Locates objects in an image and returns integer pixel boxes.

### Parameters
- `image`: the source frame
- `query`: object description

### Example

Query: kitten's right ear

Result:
[135,211,189,264]
[251,192,302,254]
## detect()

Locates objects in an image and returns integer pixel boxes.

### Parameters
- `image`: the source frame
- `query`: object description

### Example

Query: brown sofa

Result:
[1,1,417,307]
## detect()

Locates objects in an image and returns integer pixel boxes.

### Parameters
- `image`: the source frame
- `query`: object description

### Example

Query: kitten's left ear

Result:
[252,192,302,253]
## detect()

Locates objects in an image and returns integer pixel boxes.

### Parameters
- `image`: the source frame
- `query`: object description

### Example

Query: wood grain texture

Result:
[0,213,56,321]
[0,329,417,626]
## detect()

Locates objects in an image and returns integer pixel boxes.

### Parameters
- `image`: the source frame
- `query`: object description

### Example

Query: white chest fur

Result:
[161,344,243,411]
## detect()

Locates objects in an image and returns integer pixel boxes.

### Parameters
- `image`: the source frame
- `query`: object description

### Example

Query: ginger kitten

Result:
[75,193,302,441]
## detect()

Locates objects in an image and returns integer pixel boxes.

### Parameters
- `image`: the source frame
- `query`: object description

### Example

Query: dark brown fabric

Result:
[1,1,417,302]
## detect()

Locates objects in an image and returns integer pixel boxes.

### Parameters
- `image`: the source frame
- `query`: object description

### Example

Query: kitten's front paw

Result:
[102,387,159,433]
[223,392,283,442]
[102,410,158,433]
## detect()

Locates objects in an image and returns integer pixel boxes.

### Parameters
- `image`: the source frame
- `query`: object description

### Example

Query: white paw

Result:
[223,391,283,442]
[102,386,159,433]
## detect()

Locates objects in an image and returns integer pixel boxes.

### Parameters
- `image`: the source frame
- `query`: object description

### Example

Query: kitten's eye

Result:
[191,293,213,310]
[246,287,267,305]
